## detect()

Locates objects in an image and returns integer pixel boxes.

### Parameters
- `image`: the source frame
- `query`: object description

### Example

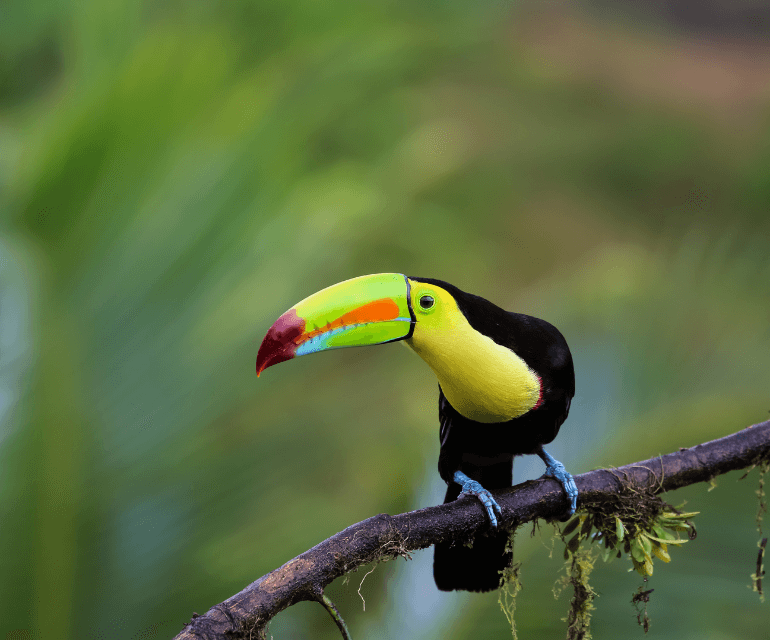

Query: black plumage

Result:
[411,278,575,592]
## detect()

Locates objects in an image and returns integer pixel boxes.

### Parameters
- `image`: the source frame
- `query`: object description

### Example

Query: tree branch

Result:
[174,419,770,640]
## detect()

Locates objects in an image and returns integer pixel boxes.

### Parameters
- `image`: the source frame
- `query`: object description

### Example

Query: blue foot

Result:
[537,448,578,516]
[453,470,502,527]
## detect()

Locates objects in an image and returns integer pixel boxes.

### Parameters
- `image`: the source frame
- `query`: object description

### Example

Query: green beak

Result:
[256,273,415,375]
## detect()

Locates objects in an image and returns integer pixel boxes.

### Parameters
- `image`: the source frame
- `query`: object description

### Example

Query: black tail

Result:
[433,459,513,592]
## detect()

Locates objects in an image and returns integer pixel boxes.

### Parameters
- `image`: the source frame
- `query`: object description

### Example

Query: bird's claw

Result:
[540,453,578,516]
[453,470,502,528]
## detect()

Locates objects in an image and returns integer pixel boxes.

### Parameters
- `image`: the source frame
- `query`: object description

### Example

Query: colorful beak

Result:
[256,273,415,376]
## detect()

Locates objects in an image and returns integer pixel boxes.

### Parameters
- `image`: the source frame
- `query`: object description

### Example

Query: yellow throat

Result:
[404,280,541,423]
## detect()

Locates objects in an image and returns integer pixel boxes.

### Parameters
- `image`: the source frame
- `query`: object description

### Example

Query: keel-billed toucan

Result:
[257,273,576,592]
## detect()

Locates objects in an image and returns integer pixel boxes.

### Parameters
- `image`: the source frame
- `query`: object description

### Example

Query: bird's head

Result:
[256,273,463,376]
[257,273,545,422]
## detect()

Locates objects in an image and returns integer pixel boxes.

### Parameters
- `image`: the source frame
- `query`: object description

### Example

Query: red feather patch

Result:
[532,375,544,410]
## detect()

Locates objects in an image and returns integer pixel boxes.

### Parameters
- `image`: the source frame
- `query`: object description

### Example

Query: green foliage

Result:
[554,487,698,639]
[561,490,697,580]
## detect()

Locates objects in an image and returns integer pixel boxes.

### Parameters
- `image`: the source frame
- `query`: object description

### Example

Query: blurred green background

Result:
[2,0,770,638]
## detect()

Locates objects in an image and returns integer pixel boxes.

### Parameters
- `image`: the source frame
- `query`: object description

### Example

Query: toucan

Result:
[256,273,577,592]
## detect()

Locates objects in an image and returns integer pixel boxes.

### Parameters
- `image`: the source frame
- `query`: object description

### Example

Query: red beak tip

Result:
[256,309,304,379]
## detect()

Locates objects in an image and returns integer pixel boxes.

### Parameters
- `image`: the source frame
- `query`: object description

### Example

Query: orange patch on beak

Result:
[297,298,401,345]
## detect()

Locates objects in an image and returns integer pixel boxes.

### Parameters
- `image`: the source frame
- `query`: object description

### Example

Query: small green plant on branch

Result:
[552,475,697,639]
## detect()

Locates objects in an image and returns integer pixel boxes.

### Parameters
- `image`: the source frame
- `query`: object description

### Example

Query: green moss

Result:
[553,546,597,640]
[750,538,767,604]
[750,460,769,601]
[498,563,523,639]
[498,531,523,639]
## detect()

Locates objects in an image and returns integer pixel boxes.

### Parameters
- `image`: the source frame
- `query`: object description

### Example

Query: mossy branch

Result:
[173,419,770,640]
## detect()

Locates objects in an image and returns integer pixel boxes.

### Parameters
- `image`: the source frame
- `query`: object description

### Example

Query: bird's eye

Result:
[419,295,435,310]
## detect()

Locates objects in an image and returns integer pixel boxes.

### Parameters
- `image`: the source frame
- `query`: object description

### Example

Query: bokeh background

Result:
[2,0,770,638]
